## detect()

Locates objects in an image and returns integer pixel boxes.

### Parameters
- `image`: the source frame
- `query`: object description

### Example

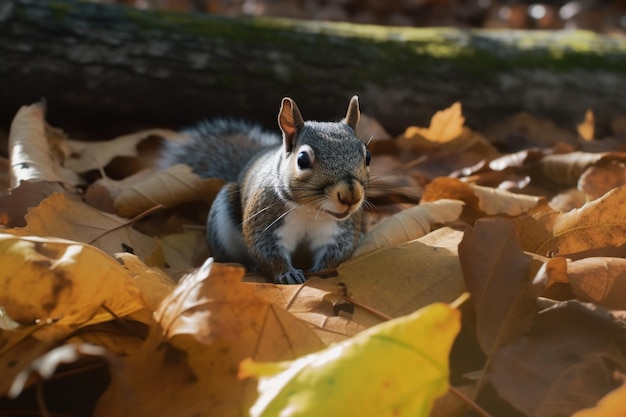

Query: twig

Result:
[341,295,393,321]
[449,385,493,417]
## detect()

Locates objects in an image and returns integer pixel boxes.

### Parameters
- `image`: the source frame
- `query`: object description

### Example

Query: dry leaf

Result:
[337,228,466,328]
[571,382,626,417]
[534,151,605,186]
[540,256,626,310]
[65,129,182,173]
[115,252,176,312]
[578,160,626,200]
[112,165,225,217]
[488,301,626,417]
[8,102,81,188]
[240,302,460,417]
[458,218,544,357]
[14,192,159,261]
[0,233,146,328]
[93,259,324,417]
[253,278,368,344]
[354,199,464,256]
[404,102,464,143]
[517,185,626,257]
[577,109,595,141]
[422,177,548,223]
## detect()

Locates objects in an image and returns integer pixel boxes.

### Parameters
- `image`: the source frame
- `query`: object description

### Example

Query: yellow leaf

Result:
[19,192,158,261]
[404,102,464,143]
[0,233,145,328]
[240,302,461,417]
[577,109,595,141]
[354,199,464,256]
[571,383,626,417]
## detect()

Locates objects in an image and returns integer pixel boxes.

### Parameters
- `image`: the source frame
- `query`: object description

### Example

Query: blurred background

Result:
[91,0,626,34]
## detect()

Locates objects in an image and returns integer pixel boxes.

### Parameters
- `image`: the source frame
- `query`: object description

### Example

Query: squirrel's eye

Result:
[365,149,371,166]
[297,151,311,169]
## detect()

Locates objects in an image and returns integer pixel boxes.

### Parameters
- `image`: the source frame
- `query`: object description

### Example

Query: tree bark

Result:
[1,0,625,136]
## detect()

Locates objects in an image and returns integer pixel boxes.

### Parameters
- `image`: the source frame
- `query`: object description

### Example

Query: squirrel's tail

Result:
[159,119,280,182]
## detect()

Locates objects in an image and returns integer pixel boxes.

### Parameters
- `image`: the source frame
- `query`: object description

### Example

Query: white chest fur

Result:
[275,205,340,254]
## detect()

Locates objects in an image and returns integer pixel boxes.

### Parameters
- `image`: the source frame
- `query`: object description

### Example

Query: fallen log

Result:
[1,0,625,136]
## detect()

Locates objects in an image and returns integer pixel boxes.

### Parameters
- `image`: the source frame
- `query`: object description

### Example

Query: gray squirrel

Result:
[160,96,370,284]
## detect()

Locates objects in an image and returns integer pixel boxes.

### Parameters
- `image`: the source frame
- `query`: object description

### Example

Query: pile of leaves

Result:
[1,100,626,417]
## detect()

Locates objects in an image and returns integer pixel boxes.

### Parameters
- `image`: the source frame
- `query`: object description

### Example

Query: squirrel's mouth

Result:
[322,208,353,220]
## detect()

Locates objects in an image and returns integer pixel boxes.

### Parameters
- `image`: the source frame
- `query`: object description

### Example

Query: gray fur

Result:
[159,119,280,182]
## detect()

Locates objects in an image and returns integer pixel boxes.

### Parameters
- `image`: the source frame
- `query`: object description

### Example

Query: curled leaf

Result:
[354,199,464,256]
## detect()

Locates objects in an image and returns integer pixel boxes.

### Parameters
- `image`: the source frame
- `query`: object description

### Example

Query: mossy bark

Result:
[1,0,626,135]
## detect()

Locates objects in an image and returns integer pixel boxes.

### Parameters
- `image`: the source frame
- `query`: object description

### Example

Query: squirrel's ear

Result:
[344,95,360,131]
[278,97,305,153]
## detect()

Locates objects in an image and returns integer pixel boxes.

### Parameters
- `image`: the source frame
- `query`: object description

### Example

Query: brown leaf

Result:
[458,218,544,357]
[111,165,224,218]
[488,301,626,417]
[579,160,626,200]
[0,180,65,227]
[93,260,324,417]
[517,185,626,257]
[19,192,159,261]
[540,256,626,310]
[337,228,466,328]
[253,277,368,345]
[422,177,548,223]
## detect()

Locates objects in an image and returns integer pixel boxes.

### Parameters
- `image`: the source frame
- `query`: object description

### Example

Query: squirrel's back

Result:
[159,119,280,182]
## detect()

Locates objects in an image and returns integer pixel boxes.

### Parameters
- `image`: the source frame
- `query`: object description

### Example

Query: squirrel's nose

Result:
[337,180,364,207]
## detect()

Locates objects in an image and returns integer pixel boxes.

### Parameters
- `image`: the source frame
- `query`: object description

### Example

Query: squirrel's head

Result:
[277,96,370,220]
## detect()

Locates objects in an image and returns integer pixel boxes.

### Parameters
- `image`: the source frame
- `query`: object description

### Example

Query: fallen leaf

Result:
[571,382,626,417]
[403,102,465,143]
[516,185,626,257]
[539,256,626,310]
[93,259,324,417]
[253,278,368,345]
[0,180,65,227]
[422,177,548,223]
[458,218,544,357]
[112,165,224,217]
[577,109,595,141]
[18,192,158,261]
[8,102,81,188]
[0,233,146,329]
[240,302,460,417]
[354,199,464,256]
[578,160,626,200]
[65,129,182,173]
[338,228,466,328]
[488,300,626,417]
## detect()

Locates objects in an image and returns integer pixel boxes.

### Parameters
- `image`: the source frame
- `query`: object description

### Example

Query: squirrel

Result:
[160,96,370,284]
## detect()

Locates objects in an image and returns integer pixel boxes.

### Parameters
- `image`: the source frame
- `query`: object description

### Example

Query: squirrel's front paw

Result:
[276,269,306,285]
